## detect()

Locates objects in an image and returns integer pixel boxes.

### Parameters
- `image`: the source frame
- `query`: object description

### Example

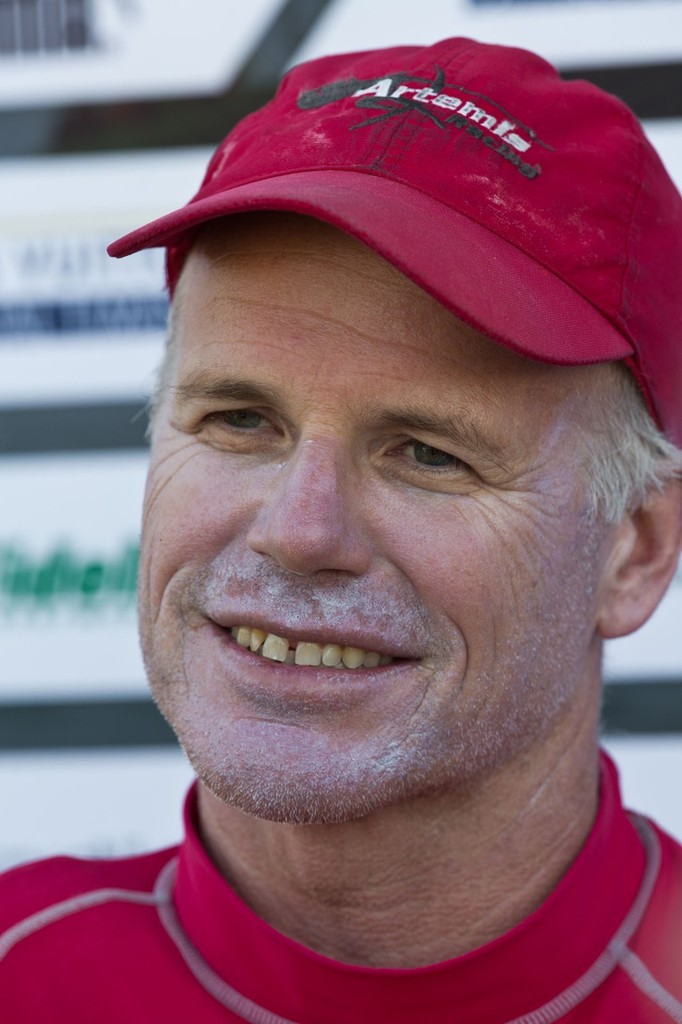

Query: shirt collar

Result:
[172,752,646,1024]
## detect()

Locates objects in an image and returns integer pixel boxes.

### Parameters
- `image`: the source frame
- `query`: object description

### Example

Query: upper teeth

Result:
[230,626,392,669]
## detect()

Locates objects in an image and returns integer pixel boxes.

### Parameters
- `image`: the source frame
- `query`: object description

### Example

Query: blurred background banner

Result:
[1,0,681,866]
[0,0,286,105]
[294,0,682,68]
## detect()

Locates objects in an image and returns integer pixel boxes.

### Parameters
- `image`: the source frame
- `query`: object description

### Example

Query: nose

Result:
[246,437,372,577]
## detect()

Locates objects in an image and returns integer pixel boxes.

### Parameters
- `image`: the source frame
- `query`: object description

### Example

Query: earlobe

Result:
[597,480,682,640]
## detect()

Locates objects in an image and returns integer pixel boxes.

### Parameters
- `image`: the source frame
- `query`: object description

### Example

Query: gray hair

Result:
[585,362,682,523]
[152,293,682,525]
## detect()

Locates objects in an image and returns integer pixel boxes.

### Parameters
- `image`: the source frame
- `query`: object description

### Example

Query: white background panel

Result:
[293,0,682,70]
[0,452,147,699]
[0,148,210,231]
[0,148,210,404]
[604,561,682,681]
[0,334,164,405]
[0,747,193,871]
[645,119,682,191]
[0,0,286,107]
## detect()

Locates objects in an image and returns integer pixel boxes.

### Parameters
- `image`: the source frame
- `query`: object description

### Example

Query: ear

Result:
[597,480,682,640]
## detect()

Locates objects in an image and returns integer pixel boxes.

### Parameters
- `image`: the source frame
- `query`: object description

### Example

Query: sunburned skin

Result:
[143,212,609,818]
[139,212,682,966]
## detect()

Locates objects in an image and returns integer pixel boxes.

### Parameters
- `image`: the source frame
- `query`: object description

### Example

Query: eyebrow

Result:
[172,374,281,408]
[374,408,509,469]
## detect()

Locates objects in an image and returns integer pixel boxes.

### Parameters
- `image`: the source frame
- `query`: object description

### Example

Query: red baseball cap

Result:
[108,37,682,445]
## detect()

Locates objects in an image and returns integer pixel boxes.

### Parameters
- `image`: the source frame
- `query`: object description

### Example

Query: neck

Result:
[196,709,601,968]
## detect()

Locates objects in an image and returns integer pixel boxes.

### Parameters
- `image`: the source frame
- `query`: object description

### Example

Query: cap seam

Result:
[368,114,406,171]
[373,113,423,173]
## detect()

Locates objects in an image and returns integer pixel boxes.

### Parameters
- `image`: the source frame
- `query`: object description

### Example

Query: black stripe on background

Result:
[0,681,680,751]
[562,61,682,121]
[0,401,148,454]
[0,698,175,750]
[602,680,682,736]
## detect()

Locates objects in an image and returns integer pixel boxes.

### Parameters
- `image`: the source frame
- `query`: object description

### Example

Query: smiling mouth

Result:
[230,626,394,669]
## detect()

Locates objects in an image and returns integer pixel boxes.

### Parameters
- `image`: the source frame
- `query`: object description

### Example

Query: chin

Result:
[186,748,412,825]
[182,733,448,826]
[202,776,378,825]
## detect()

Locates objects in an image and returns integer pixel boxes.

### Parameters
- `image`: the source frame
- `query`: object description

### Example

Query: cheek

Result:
[140,443,256,616]
[377,487,597,648]
[461,496,608,685]
[375,492,529,616]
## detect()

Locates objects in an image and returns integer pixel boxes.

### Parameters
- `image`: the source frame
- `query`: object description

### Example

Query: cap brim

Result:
[108,169,633,367]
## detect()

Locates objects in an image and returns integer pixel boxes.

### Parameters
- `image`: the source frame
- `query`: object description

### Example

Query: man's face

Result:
[141,214,614,824]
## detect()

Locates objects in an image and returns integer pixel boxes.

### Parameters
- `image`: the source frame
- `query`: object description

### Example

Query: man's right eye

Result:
[221,409,265,429]
[194,408,284,452]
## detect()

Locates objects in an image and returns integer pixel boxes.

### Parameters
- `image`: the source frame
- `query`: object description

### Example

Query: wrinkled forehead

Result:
[178,211,413,296]
[166,211,618,429]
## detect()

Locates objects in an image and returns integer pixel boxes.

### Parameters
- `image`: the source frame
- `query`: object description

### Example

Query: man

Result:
[1,36,682,1022]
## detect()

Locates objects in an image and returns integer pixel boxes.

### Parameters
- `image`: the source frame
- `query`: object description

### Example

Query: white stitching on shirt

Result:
[154,858,299,1024]
[501,816,661,1024]
[0,886,158,962]
[621,949,682,1023]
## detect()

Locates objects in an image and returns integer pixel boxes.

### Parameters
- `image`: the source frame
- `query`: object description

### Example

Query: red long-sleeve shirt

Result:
[1,754,681,1022]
